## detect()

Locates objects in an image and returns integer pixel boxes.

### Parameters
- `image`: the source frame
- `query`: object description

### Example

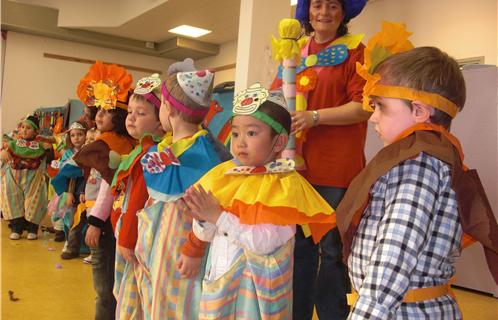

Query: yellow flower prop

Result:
[77,60,132,110]
[271,18,307,62]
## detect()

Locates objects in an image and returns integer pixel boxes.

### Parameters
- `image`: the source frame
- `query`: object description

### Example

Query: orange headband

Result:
[357,62,458,118]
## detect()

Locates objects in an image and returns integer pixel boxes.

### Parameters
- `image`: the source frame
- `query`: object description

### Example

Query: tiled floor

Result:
[2,221,497,319]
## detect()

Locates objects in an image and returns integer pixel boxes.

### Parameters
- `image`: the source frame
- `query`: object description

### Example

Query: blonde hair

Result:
[165,73,213,124]
[374,47,466,129]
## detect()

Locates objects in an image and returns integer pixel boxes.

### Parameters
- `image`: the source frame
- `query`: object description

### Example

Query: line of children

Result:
[1,115,54,240]
[335,22,498,319]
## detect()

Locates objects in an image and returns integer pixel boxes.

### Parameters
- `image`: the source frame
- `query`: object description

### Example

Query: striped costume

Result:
[188,158,336,319]
[136,129,231,319]
[1,138,51,225]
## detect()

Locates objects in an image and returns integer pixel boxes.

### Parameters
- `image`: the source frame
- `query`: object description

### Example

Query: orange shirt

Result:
[272,37,367,188]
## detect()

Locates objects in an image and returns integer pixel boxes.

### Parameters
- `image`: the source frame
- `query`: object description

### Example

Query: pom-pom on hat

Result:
[296,0,367,23]
[77,60,133,110]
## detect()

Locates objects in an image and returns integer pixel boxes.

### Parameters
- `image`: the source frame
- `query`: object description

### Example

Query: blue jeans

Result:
[91,221,116,320]
[293,185,351,320]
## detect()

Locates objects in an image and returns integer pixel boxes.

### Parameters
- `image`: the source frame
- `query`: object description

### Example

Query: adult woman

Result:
[271,0,368,319]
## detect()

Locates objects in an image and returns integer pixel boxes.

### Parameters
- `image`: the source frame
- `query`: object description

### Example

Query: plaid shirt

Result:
[348,152,463,319]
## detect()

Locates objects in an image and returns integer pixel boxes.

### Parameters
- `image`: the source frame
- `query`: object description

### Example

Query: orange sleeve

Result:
[117,164,148,249]
[181,231,208,258]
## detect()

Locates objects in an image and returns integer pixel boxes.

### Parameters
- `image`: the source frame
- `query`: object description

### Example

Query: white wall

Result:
[1,32,175,132]
[350,0,497,65]
[197,40,237,86]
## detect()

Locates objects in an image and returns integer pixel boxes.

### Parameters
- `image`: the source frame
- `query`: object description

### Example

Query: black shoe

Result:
[54,231,65,242]
[60,251,79,260]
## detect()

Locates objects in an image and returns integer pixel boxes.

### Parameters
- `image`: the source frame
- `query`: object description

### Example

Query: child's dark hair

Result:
[302,0,349,37]
[65,121,88,149]
[110,108,131,137]
[374,46,466,129]
[165,73,213,125]
[258,101,292,137]
[86,106,98,121]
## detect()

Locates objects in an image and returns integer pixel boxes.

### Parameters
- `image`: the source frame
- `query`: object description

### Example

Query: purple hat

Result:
[296,0,367,23]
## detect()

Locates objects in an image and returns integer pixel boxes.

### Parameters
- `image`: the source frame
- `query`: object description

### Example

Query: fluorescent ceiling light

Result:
[168,25,211,38]
[291,0,298,5]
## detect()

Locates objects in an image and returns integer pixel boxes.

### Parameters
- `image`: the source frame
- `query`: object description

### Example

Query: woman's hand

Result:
[85,225,101,248]
[291,111,314,133]
[176,253,202,278]
[0,150,12,163]
[117,245,137,264]
[65,193,75,207]
[183,185,222,224]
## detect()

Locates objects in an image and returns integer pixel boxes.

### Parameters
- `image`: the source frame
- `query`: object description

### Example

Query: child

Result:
[181,84,336,319]
[53,127,98,259]
[49,121,87,242]
[134,69,231,319]
[335,22,498,319]
[1,115,54,240]
[73,61,136,319]
[110,73,165,319]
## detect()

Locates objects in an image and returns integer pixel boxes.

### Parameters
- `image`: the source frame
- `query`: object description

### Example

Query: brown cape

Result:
[336,124,498,284]
[73,131,135,184]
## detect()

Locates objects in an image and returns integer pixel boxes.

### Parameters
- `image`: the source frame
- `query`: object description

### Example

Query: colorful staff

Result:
[271,18,304,159]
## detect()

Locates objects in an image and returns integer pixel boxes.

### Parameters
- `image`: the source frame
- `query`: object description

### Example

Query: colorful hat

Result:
[134,73,162,109]
[161,70,214,117]
[24,115,40,130]
[77,60,133,110]
[68,121,87,132]
[296,0,367,23]
[233,83,290,135]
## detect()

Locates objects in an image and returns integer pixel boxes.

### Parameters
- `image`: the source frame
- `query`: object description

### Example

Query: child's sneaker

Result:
[27,233,38,240]
[9,232,21,240]
[83,255,93,264]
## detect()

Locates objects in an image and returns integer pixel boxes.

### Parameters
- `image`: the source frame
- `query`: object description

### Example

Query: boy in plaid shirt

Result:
[336,22,498,319]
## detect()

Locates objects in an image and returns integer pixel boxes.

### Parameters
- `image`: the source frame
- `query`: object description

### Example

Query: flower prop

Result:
[77,60,132,110]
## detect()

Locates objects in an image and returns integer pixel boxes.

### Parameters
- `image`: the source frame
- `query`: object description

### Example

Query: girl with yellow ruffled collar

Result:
[181,84,336,319]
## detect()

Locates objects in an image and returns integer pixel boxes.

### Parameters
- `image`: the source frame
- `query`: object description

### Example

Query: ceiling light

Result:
[168,25,211,38]
[291,0,298,5]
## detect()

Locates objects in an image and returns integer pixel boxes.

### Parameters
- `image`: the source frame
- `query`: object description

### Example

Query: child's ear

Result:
[411,101,433,123]
[274,134,289,153]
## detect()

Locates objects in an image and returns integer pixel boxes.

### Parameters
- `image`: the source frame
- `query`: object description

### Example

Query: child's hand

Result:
[176,253,202,279]
[177,198,201,220]
[65,193,75,207]
[117,245,137,264]
[183,185,222,224]
[0,150,12,163]
[85,225,101,248]
[79,194,86,203]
